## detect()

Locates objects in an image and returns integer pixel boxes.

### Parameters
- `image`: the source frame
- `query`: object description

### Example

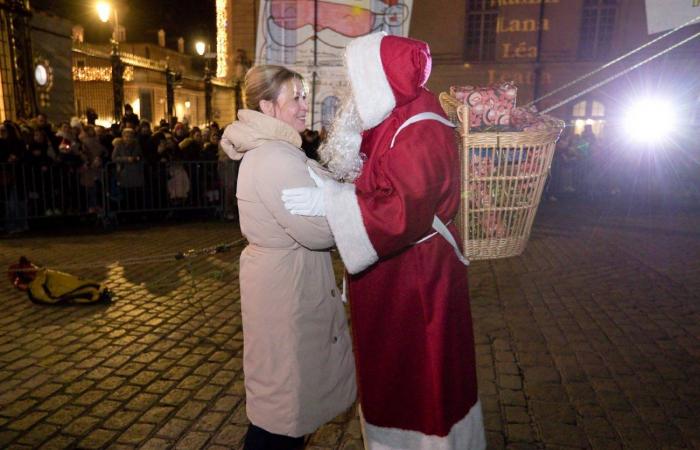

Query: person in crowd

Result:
[282,33,485,449]
[0,121,28,232]
[111,127,144,211]
[221,64,356,450]
[558,128,578,194]
[78,126,107,213]
[217,132,238,220]
[121,104,140,130]
[172,122,188,143]
[70,116,83,139]
[166,131,191,207]
[201,131,220,204]
[300,128,320,161]
[209,121,221,138]
[577,124,597,198]
[136,120,158,208]
[95,125,114,160]
[23,129,55,216]
[35,112,59,152]
[55,121,84,214]
[180,127,205,205]
[86,107,98,126]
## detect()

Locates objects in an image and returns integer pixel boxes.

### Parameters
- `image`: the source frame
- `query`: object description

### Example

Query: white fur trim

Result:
[323,180,378,274]
[362,401,486,450]
[345,32,396,130]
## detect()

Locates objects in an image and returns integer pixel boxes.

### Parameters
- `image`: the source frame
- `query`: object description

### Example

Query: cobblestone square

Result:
[1,199,699,449]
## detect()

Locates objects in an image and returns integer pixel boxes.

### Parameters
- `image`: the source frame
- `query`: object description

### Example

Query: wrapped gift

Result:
[511,106,563,132]
[450,82,517,130]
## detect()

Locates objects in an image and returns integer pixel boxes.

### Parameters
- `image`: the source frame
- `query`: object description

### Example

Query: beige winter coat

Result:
[223,110,356,437]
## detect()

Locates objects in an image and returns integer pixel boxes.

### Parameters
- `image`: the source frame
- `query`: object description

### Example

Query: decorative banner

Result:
[645,0,700,34]
[255,0,414,130]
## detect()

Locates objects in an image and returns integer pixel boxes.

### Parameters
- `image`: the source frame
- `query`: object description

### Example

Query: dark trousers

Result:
[243,424,305,450]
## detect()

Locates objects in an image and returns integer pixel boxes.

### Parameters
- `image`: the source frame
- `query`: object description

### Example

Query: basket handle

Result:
[457,104,470,136]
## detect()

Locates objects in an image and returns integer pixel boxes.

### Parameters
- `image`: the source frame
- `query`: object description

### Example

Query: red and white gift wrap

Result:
[323,33,485,450]
[450,82,517,130]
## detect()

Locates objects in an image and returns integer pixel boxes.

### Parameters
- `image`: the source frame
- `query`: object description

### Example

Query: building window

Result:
[578,0,618,60]
[465,0,498,61]
[572,99,606,136]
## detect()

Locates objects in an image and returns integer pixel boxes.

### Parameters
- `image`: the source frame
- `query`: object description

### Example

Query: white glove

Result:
[281,167,326,216]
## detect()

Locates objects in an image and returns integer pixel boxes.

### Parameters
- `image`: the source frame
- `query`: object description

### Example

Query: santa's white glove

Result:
[281,167,326,216]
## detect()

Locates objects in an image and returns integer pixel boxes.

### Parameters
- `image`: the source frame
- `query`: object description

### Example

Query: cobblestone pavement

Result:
[1,199,699,449]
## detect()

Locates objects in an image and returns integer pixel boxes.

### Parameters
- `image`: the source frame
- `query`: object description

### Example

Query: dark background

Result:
[31,0,216,53]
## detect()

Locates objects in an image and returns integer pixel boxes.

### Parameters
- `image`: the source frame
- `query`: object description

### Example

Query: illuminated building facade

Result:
[223,0,700,137]
[411,0,700,136]
[0,0,38,121]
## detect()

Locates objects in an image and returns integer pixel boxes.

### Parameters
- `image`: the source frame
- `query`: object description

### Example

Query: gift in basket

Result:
[440,84,564,260]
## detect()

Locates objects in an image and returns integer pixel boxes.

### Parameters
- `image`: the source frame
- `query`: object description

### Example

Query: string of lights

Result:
[216,0,228,78]
[72,65,134,82]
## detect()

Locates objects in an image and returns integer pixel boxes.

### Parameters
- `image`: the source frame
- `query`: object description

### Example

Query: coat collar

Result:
[234,109,302,151]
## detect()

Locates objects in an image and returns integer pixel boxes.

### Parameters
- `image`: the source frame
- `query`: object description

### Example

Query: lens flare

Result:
[623,98,676,144]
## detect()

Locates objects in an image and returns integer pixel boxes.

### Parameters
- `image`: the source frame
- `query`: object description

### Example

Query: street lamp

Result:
[96,1,124,124]
[195,41,206,57]
[196,41,213,125]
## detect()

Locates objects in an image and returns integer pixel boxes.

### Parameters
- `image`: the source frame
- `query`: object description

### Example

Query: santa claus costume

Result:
[320,33,485,449]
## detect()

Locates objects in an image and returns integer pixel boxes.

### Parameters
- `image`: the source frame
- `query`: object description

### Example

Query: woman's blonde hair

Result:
[243,65,304,112]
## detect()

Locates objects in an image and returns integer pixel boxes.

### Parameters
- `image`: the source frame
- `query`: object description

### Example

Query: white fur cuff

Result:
[324,181,378,274]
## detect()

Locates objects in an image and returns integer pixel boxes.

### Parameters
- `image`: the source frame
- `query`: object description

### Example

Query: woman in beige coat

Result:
[221,65,356,450]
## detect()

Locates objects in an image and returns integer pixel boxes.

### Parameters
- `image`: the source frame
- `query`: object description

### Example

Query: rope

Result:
[542,29,700,114]
[527,14,700,108]
[8,237,248,274]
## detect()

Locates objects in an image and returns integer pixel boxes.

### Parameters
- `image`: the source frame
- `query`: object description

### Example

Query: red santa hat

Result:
[344,32,432,130]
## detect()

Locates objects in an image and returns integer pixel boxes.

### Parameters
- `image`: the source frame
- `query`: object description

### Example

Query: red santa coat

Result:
[323,33,485,449]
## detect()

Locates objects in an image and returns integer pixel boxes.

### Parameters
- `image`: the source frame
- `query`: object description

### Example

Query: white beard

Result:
[319,96,365,182]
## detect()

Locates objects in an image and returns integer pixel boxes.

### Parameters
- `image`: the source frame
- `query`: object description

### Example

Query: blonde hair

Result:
[243,65,304,112]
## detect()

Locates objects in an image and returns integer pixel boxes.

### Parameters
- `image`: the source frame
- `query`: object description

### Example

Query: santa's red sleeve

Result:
[324,118,459,274]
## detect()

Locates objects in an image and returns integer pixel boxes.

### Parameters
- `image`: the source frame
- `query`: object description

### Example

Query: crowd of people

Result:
[1,106,317,233]
[547,124,600,200]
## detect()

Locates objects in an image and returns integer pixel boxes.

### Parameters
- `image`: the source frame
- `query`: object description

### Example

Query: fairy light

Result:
[72,65,134,82]
[216,0,228,78]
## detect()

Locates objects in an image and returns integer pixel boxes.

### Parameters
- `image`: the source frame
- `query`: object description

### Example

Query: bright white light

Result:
[195,41,206,56]
[623,98,676,144]
[96,2,111,23]
[184,101,191,109]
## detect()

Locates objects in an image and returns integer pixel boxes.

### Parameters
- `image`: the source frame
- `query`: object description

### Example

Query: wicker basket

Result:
[439,92,564,260]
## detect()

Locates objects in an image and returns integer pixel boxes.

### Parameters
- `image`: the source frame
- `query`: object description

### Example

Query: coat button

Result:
[331,289,336,297]
[332,336,338,343]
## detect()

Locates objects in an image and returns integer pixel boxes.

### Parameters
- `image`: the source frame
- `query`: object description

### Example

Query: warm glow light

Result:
[132,99,140,117]
[184,100,191,109]
[195,41,206,56]
[623,98,677,144]
[96,2,111,23]
[216,0,228,78]
[72,65,134,82]
[95,118,112,128]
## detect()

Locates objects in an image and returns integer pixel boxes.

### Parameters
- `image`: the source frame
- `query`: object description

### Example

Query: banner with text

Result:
[255,0,414,130]
[645,0,700,34]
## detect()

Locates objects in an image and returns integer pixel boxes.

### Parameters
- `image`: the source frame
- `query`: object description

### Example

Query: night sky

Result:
[31,0,216,52]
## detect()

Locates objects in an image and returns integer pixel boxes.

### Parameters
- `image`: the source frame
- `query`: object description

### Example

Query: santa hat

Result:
[344,32,432,130]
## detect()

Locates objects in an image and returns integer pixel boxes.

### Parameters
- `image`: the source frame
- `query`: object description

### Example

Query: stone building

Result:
[1,1,236,126]
[223,0,700,136]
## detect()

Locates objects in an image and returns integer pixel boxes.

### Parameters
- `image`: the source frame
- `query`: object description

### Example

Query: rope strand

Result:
[542,30,700,114]
[7,237,247,275]
[527,14,700,108]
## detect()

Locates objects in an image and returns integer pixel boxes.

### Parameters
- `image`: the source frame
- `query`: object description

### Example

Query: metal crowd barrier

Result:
[1,161,239,232]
